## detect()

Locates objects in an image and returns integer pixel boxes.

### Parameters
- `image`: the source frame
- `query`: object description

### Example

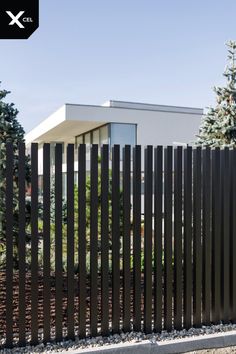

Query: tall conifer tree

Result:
[196,41,236,146]
[0,85,30,266]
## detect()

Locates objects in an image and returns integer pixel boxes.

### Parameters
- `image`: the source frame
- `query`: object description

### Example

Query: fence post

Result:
[144,145,153,334]
[43,143,51,343]
[202,147,211,325]
[183,146,192,329]
[67,144,75,340]
[101,145,109,336]
[90,144,98,337]
[31,143,39,345]
[164,146,173,331]
[55,144,63,341]
[78,144,87,338]
[5,143,13,348]
[112,145,120,333]
[222,147,230,322]
[133,145,142,332]
[174,146,183,330]
[154,146,163,332]
[123,145,131,332]
[212,147,221,324]
[193,147,202,327]
[18,142,26,346]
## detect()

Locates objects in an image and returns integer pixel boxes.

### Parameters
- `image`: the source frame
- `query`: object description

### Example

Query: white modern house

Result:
[25,100,203,195]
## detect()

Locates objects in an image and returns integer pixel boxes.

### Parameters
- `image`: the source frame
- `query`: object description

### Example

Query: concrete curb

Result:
[58,330,236,354]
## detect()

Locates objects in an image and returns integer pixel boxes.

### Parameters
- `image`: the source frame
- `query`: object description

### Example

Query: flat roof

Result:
[102,100,203,114]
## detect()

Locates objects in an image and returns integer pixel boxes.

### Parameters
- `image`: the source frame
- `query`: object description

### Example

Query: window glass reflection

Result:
[92,129,99,144]
[100,125,109,145]
[110,123,136,148]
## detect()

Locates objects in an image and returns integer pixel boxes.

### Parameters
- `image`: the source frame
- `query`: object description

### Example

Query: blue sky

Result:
[0,0,236,133]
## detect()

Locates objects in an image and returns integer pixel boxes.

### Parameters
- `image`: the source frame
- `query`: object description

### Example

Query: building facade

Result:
[25,100,203,196]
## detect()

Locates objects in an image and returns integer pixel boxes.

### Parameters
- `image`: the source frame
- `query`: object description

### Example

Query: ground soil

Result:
[0,271,139,347]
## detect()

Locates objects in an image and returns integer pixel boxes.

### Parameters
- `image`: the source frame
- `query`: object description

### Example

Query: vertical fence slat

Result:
[164,146,173,331]
[31,143,39,345]
[6,143,13,348]
[101,145,109,336]
[231,148,236,321]
[18,143,26,346]
[90,145,98,337]
[212,148,221,324]
[174,146,183,330]
[154,146,163,332]
[222,147,230,322]
[78,144,87,338]
[133,145,142,332]
[112,145,120,333]
[67,144,75,339]
[55,144,63,341]
[43,143,51,343]
[123,145,131,332]
[184,146,192,329]
[144,145,153,333]
[193,147,202,327]
[202,147,211,325]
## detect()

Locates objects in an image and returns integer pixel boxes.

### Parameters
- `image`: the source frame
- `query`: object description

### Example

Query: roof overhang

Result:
[25,104,106,145]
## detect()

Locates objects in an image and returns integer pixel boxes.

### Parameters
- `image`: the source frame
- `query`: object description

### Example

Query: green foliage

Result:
[130,251,173,272]
[196,40,236,147]
[49,176,67,223]
[0,84,31,267]
[72,166,122,273]
[38,161,125,273]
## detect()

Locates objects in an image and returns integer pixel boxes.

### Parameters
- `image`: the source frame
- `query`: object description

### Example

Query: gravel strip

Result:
[1,323,236,353]
[186,347,236,353]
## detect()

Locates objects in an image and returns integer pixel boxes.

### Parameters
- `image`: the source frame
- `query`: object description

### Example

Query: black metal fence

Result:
[1,142,236,348]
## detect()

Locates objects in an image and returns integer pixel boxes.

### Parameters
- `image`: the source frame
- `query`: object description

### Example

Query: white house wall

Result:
[65,104,201,146]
